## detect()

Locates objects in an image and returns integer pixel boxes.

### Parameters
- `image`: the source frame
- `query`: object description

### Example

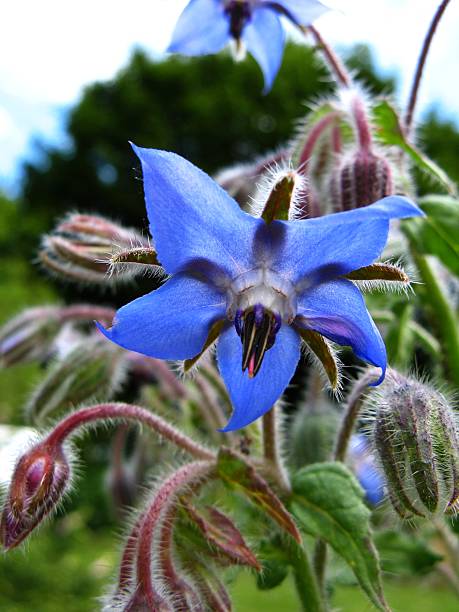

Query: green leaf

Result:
[407,195,459,276]
[417,194,459,275]
[372,100,457,195]
[217,448,301,543]
[291,462,389,612]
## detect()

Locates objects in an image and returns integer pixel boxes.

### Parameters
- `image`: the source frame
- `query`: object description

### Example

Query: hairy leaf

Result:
[291,462,388,611]
[372,100,456,195]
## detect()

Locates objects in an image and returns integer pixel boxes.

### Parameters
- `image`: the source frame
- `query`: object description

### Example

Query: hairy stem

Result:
[59,304,116,323]
[47,402,215,461]
[405,0,452,132]
[262,406,291,494]
[307,25,351,87]
[135,462,213,608]
[334,369,379,462]
[290,540,327,612]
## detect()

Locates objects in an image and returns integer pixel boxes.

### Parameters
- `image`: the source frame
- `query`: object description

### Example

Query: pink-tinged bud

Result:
[0,307,61,367]
[0,441,71,549]
[330,147,394,211]
[39,213,160,284]
[330,91,394,211]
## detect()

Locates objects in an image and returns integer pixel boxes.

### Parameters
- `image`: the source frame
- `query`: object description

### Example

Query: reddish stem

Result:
[298,112,340,170]
[59,304,115,324]
[307,25,351,87]
[351,96,372,151]
[135,462,213,607]
[405,0,452,132]
[46,403,215,461]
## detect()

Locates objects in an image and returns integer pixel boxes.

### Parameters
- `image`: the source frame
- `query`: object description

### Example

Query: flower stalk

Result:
[47,403,216,461]
[404,0,452,132]
[262,406,291,495]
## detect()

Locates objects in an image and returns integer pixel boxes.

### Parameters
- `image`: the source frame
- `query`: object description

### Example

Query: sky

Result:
[1,0,458,196]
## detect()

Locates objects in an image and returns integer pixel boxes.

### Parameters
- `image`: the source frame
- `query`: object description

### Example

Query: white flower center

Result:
[226,267,297,323]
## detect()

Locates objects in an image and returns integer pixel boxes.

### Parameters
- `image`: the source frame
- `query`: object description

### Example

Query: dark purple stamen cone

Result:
[237,305,281,378]
[225,1,252,40]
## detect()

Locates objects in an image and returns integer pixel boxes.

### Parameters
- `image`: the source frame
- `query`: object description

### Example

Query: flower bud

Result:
[25,337,127,424]
[290,396,340,469]
[256,167,306,222]
[368,370,459,518]
[40,213,159,284]
[0,441,71,549]
[330,147,394,211]
[0,307,61,367]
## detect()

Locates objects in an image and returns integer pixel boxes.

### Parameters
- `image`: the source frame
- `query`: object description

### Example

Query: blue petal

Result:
[266,196,423,284]
[168,0,229,56]
[296,278,386,383]
[357,464,385,505]
[261,0,330,25]
[132,145,262,279]
[217,324,301,431]
[280,0,330,23]
[243,8,285,92]
[97,273,226,360]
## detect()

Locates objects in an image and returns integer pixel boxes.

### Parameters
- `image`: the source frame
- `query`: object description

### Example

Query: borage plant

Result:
[1,1,459,611]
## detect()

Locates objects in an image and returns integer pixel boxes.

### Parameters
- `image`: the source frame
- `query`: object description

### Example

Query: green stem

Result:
[290,541,327,612]
[262,406,291,495]
[411,250,459,385]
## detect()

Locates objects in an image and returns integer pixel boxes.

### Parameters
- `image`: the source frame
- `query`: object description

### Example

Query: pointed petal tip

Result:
[95,320,113,340]
[378,195,425,218]
[368,365,386,387]
[219,404,272,432]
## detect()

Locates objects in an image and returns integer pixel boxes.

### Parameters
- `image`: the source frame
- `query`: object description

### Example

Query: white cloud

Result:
[1,0,458,194]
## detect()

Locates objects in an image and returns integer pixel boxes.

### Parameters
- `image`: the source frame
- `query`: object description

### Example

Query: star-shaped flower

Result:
[168,0,330,91]
[98,146,423,431]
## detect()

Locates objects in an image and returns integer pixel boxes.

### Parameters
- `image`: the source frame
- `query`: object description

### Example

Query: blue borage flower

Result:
[97,145,423,431]
[168,0,330,91]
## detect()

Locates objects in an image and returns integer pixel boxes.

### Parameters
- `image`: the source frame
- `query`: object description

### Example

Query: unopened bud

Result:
[40,213,160,284]
[0,441,71,549]
[290,396,340,469]
[0,307,61,367]
[26,337,127,424]
[257,167,306,223]
[368,370,459,518]
[330,148,394,211]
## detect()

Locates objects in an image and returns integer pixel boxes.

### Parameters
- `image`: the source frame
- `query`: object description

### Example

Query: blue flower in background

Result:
[349,435,385,505]
[98,146,423,431]
[168,0,330,91]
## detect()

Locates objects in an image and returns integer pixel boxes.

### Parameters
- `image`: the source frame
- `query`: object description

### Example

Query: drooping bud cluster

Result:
[367,370,459,518]
[0,440,72,549]
[26,337,128,424]
[40,213,161,284]
[0,306,61,367]
[0,304,115,368]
